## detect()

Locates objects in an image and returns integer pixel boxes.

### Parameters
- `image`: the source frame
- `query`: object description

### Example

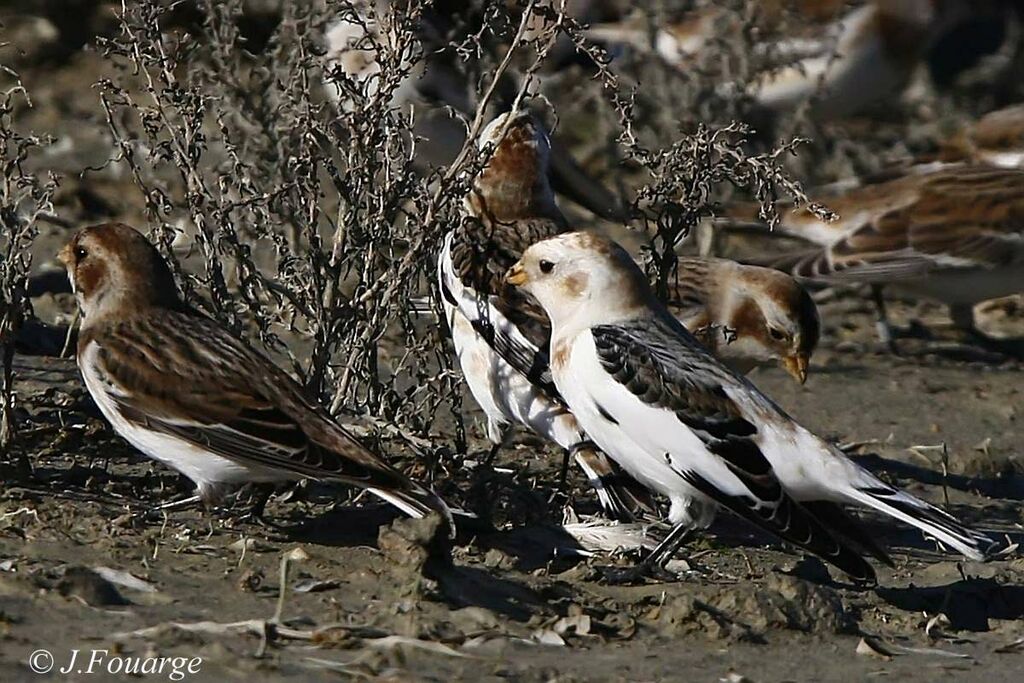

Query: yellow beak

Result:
[782,353,809,384]
[506,262,528,286]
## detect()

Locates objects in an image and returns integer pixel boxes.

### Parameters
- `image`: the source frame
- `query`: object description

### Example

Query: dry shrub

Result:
[14,0,821,492]
[0,63,58,459]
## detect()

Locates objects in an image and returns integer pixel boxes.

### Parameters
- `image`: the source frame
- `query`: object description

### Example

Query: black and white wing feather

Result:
[586,316,876,581]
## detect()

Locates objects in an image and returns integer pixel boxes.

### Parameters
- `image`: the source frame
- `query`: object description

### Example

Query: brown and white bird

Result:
[940,104,1024,169]
[438,110,653,520]
[751,0,971,119]
[60,223,450,528]
[757,165,1024,344]
[668,257,820,383]
[439,110,821,521]
[590,0,972,121]
[322,4,626,221]
[586,0,847,66]
[506,231,996,582]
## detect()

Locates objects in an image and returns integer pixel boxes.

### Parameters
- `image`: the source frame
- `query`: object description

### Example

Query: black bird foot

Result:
[481,441,504,468]
[595,559,682,585]
[229,484,280,528]
[595,524,696,584]
[229,509,277,529]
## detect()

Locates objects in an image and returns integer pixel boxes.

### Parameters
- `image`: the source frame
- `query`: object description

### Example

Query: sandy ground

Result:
[3,5,1024,682]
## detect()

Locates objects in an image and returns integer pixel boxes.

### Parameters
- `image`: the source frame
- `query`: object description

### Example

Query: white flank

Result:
[79,342,292,501]
[438,231,585,449]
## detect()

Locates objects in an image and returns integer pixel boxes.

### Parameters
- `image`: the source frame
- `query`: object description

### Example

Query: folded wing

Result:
[92,312,446,521]
[590,316,875,581]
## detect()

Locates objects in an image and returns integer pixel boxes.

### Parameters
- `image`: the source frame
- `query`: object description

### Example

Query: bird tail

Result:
[368,485,456,539]
[845,483,997,561]
[800,500,894,567]
[573,445,658,522]
[684,472,877,583]
[548,138,629,222]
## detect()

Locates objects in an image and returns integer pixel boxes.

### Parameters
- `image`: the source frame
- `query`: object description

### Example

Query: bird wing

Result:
[664,257,715,324]
[586,315,874,581]
[774,167,1024,282]
[86,312,441,516]
[439,227,558,394]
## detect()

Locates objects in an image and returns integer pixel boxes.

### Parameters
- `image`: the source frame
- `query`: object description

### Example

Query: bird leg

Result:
[558,449,572,491]
[870,285,899,353]
[481,440,505,468]
[597,524,694,585]
[481,425,515,468]
[231,483,277,527]
[950,303,1024,359]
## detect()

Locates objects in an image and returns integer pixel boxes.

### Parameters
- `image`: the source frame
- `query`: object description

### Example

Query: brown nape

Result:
[763,274,821,355]
[71,222,185,311]
[568,231,616,256]
[599,235,657,311]
[474,120,549,219]
[753,269,821,356]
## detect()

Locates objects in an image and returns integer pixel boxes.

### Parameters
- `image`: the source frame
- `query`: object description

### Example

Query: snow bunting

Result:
[762,165,1024,342]
[753,0,971,119]
[941,104,1024,168]
[669,256,820,384]
[438,109,655,520]
[321,6,625,221]
[586,0,846,66]
[441,111,822,519]
[588,0,969,121]
[59,223,451,529]
[506,231,996,581]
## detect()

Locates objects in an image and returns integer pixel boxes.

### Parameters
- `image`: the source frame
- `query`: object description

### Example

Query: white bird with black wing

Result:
[506,231,997,582]
[440,110,824,522]
[437,110,656,521]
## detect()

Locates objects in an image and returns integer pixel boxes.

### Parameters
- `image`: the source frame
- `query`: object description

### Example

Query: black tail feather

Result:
[684,472,876,583]
[802,500,894,567]
[858,487,997,561]
[573,446,658,522]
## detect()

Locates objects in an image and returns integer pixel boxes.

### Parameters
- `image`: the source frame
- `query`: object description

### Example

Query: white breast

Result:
[78,342,292,503]
[552,330,719,528]
[438,232,584,449]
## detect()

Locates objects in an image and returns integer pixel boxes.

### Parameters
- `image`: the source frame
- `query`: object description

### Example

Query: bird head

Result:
[58,223,183,322]
[471,109,557,220]
[717,267,820,384]
[506,231,650,329]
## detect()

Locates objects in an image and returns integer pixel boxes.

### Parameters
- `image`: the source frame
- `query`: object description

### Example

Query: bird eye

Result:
[539,259,554,274]
[768,327,787,341]
[74,246,88,261]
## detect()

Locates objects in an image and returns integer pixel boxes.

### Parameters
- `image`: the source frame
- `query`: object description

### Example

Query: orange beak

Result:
[506,262,528,286]
[782,353,809,384]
